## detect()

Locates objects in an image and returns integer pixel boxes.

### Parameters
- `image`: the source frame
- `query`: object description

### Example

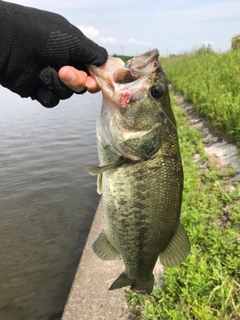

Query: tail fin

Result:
[109,271,154,294]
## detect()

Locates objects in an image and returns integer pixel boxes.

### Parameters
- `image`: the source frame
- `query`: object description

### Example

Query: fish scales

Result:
[104,137,182,272]
[87,49,190,294]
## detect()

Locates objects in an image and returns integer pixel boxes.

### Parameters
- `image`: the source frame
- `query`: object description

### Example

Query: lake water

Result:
[0,87,101,320]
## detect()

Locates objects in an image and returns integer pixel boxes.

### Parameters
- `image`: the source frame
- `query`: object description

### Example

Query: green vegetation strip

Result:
[161,48,240,146]
[126,95,240,320]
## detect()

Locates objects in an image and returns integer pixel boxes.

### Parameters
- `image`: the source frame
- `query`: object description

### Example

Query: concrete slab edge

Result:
[61,201,130,320]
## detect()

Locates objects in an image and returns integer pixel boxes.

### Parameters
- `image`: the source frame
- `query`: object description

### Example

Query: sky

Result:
[7,0,240,56]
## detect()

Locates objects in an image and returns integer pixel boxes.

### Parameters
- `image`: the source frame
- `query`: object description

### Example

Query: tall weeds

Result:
[161,47,240,145]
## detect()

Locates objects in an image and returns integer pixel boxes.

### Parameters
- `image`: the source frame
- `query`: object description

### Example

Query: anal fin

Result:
[159,222,190,267]
[92,230,121,260]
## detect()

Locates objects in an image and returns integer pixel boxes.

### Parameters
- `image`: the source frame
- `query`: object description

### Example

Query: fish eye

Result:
[150,85,164,99]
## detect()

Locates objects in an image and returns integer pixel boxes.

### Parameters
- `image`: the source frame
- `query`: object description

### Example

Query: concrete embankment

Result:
[61,201,130,320]
[176,95,240,181]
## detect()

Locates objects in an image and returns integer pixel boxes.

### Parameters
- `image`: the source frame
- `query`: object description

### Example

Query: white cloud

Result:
[127,38,137,44]
[78,26,99,38]
[127,38,152,46]
[100,37,117,44]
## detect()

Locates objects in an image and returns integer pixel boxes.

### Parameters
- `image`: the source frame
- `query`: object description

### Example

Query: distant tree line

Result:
[112,54,133,62]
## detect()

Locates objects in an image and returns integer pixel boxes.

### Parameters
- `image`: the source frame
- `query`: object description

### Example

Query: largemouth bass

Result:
[87,49,190,294]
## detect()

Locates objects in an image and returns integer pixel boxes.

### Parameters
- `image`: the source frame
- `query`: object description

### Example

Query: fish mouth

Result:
[88,48,160,100]
[114,48,159,84]
[88,48,159,80]
[123,48,159,74]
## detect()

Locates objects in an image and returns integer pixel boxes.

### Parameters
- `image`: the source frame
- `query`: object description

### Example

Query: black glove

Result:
[0,1,108,107]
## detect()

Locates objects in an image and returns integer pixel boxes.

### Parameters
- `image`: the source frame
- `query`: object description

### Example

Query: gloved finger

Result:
[39,67,73,99]
[34,86,87,108]
[71,28,108,66]
[35,87,60,108]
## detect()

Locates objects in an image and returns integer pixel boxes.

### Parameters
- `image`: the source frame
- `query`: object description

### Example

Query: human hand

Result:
[58,66,100,94]
[0,1,107,107]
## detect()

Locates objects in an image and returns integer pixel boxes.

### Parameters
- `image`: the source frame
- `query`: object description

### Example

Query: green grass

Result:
[160,47,240,146]
[126,95,240,320]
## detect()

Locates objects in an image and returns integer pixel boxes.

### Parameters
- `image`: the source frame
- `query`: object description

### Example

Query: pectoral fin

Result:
[92,230,121,260]
[97,173,102,195]
[85,157,125,175]
[159,222,190,267]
